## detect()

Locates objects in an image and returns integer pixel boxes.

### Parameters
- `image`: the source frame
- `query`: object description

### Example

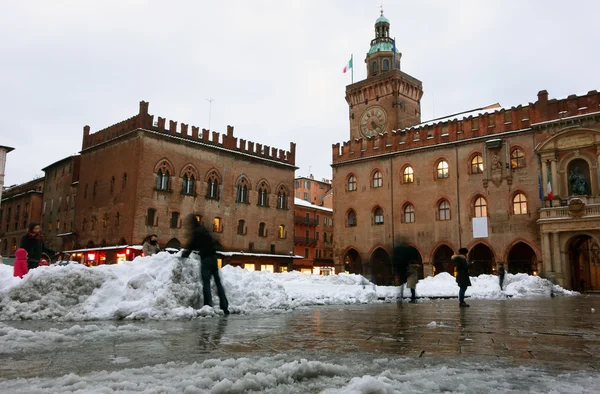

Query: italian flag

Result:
[343,57,353,73]
[547,171,553,200]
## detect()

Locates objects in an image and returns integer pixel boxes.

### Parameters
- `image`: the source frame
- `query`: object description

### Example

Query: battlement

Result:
[81,101,296,166]
[332,90,600,164]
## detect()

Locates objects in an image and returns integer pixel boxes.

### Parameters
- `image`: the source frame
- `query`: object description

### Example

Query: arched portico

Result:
[370,247,393,286]
[468,243,495,276]
[344,248,362,275]
[432,244,454,276]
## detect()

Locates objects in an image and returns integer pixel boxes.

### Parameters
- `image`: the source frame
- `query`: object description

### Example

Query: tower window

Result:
[371,61,378,74]
[382,59,390,71]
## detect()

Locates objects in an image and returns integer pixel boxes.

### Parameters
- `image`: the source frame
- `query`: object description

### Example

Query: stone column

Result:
[542,232,553,273]
[551,158,559,199]
[551,232,564,287]
[541,160,548,197]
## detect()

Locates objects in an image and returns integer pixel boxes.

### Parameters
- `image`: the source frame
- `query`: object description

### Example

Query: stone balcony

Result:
[539,197,600,220]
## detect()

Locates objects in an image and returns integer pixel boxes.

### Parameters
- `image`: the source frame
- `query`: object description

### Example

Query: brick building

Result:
[41,156,80,253]
[0,178,44,257]
[294,175,332,206]
[293,198,334,274]
[73,101,297,270]
[332,12,600,290]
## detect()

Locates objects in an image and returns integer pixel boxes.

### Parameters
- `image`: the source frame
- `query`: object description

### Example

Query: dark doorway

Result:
[468,244,494,276]
[371,248,393,286]
[433,245,455,276]
[507,242,536,274]
[166,238,181,249]
[568,235,600,291]
[344,248,362,275]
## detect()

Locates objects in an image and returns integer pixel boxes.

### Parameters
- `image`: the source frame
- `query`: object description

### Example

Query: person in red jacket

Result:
[13,248,29,278]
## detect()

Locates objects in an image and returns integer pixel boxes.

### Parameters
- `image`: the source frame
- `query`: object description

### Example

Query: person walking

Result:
[453,247,471,307]
[181,214,229,315]
[142,234,161,256]
[392,238,411,301]
[498,263,506,290]
[20,222,56,270]
[406,263,420,303]
[13,248,29,278]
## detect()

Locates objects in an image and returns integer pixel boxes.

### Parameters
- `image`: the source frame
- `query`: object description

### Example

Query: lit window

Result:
[278,225,286,239]
[438,200,450,221]
[213,217,223,233]
[511,149,525,169]
[513,193,528,215]
[372,171,383,188]
[404,204,415,223]
[471,155,483,174]
[474,197,487,218]
[347,175,357,191]
[403,166,414,183]
[437,160,449,179]
[374,207,384,225]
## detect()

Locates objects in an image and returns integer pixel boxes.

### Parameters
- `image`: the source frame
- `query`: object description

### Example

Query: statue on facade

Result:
[569,166,588,195]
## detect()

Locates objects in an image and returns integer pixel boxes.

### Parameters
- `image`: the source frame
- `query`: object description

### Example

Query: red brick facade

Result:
[294,176,332,206]
[0,178,44,257]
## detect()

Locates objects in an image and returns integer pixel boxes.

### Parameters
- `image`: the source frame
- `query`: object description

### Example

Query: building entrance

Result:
[568,235,600,291]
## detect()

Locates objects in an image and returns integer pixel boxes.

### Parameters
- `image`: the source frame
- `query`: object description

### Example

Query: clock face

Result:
[360,106,387,138]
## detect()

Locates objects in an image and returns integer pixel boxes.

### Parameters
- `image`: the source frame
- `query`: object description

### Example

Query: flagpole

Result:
[351,54,353,84]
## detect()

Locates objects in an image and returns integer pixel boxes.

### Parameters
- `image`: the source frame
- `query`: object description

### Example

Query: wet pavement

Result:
[1,295,599,381]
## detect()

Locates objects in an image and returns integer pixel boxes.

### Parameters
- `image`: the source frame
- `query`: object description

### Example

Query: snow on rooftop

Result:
[294,197,333,212]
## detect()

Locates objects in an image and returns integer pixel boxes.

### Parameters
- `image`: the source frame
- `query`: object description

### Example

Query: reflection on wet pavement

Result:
[0,295,598,380]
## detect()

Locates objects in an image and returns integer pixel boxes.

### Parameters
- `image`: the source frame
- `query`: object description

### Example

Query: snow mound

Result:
[0,253,576,321]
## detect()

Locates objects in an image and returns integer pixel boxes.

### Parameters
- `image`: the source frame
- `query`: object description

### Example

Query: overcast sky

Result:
[1,0,599,186]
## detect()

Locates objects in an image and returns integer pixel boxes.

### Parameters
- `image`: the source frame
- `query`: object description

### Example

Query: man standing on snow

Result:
[498,263,506,290]
[142,234,161,256]
[453,247,471,307]
[20,222,56,270]
[181,214,229,315]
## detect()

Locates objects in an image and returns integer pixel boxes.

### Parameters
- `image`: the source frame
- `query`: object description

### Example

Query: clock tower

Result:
[346,11,423,140]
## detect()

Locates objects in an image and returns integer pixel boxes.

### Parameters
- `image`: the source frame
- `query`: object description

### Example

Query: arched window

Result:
[237,219,246,235]
[182,174,195,195]
[258,182,269,207]
[347,175,357,191]
[206,171,220,200]
[371,61,378,74]
[403,204,415,223]
[347,209,357,227]
[382,59,390,71]
[474,197,487,217]
[513,193,528,215]
[170,212,180,229]
[277,185,288,209]
[236,178,249,204]
[146,209,156,226]
[373,207,384,225]
[258,222,267,237]
[213,217,223,233]
[438,200,451,221]
[437,160,449,179]
[510,149,525,169]
[372,171,383,188]
[278,225,286,239]
[403,166,414,183]
[470,154,483,174]
[156,169,170,191]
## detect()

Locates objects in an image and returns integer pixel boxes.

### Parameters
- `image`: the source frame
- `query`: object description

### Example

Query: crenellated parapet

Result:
[82,101,296,166]
[333,90,600,164]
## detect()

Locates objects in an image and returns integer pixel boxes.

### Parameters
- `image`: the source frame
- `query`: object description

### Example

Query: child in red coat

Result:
[13,248,29,278]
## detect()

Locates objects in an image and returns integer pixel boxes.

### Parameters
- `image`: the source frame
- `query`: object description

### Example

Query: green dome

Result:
[368,41,398,55]
[376,13,389,24]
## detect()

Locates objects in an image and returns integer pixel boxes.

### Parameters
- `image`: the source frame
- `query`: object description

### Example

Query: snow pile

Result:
[0,355,598,393]
[0,253,576,321]
[0,323,166,353]
[377,272,577,300]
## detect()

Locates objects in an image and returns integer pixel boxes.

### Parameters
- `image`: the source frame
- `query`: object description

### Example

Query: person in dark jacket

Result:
[20,222,56,270]
[181,214,229,315]
[453,247,471,307]
[497,263,506,290]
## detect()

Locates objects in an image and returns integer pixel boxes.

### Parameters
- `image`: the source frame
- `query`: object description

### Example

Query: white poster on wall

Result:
[472,217,488,238]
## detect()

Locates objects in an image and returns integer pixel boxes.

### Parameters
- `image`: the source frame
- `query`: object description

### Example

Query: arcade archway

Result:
[568,235,600,291]
[344,248,362,275]
[166,238,181,249]
[507,242,537,274]
[433,245,454,276]
[371,248,393,286]
[468,244,494,275]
